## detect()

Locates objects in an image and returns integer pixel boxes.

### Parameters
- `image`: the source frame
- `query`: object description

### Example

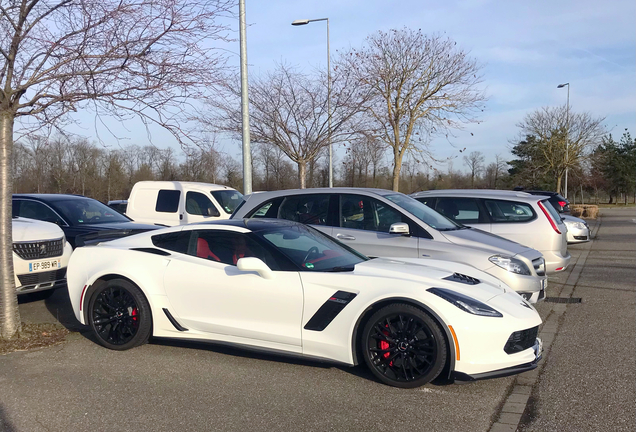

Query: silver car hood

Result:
[440,227,540,259]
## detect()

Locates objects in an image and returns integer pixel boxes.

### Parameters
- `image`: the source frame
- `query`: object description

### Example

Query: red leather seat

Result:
[197,238,220,262]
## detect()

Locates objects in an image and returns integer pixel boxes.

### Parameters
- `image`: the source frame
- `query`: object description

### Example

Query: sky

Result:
[65,0,636,171]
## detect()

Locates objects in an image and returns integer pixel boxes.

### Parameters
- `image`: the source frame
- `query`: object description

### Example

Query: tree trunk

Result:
[0,109,21,339]
[556,175,563,197]
[297,160,307,189]
[391,149,403,192]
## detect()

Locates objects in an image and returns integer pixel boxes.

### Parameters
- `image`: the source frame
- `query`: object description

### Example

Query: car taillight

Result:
[538,201,561,234]
[558,201,567,208]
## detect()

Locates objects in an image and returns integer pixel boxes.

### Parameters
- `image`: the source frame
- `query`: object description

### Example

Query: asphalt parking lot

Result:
[1,208,634,432]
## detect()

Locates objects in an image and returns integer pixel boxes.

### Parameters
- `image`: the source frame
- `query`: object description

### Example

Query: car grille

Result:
[13,238,64,260]
[443,273,480,285]
[17,269,67,287]
[504,326,539,354]
[532,258,546,276]
[574,236,588,240]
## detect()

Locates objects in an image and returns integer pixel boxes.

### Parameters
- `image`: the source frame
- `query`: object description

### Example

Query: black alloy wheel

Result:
[362,303,447,388]
[88,279,152,351]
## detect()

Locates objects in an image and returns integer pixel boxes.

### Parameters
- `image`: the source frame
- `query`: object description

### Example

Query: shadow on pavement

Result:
[0,404,17,432]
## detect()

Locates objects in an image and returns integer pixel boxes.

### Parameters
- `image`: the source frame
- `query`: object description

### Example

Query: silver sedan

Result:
[562,214,590,243]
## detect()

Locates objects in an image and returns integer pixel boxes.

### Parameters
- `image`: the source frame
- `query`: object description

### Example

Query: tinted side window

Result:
[484,199,535,223]
[186,192,219,217]
[277,194,330,226]
[340,195,407,232]
[156,190,180,213]
[435,198,483,224]
[152,231,191,254]
[246,197,284,219]
[415,197,437,209]
[13,200,65,225]
[188,230,280,270]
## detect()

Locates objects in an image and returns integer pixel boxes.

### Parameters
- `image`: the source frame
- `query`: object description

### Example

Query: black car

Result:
[519,191,570,213]
[12,194,159,248]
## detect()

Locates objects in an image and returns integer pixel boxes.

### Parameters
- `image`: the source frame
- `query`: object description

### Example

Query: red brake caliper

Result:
[379,324,393,366]
[131,308,138,322]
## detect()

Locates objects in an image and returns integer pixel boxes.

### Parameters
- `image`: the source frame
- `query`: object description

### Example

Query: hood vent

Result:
[443,273,480,285]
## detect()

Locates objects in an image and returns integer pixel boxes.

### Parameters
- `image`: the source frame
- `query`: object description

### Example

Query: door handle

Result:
[336,233,356,241]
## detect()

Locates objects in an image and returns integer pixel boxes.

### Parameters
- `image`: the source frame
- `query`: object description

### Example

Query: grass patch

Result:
[0,323,69,355]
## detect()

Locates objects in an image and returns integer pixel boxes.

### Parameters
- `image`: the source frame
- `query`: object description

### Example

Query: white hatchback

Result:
[411,190,571,274]
[12,217,73,295]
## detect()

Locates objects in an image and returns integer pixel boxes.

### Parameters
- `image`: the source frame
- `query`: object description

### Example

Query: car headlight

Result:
[489,255,531,276]
[428,288,503,317]
[569,222,586,230]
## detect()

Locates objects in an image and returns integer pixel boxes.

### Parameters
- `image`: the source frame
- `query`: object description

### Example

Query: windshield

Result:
[212,190,244,214]
[53,198,131,225]
[253,224,368,271]
[383,194,461,230]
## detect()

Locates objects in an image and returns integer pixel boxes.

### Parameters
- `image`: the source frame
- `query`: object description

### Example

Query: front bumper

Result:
[453,337,543,381]
[486,265,546,303]
[13,241,73,295]
[566,227,590,243]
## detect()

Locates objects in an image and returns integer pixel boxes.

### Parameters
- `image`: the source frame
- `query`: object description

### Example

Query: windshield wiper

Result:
[325,266,355,272]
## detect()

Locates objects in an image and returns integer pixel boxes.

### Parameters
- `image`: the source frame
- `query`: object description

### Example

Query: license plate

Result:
[29,259,61,272]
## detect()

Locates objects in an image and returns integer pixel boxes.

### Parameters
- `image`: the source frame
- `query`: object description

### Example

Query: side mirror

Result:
[237,257,274,279]
[389,222,410,235]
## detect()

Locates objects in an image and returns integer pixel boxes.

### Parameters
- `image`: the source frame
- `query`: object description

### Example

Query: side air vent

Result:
[443,273,480,285]
[130,248,171,256]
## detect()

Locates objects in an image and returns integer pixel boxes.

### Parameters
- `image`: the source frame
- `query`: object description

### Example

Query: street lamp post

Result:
[557,83,570,199]
[239,0,252,194]
[292,18,332,188]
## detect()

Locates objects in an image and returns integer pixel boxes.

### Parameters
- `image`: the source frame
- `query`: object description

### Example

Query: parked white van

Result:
[126,181,243,226]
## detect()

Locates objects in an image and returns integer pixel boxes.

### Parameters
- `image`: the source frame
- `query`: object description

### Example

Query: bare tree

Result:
[340,28,486,191]
[463,151,484,188]
[211,63,368,188]
[0,0,233,339]
[515,105,605,195]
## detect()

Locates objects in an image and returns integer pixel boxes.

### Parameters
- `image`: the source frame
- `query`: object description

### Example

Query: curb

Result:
[488,216,600,432]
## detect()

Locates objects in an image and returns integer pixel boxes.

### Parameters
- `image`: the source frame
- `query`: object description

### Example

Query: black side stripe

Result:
[304,291,357,331]
[130,247,171,256]
[162,308,188,332]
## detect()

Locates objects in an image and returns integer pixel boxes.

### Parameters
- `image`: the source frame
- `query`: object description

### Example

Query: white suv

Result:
[12,217,73,295]
[411,190,571,274]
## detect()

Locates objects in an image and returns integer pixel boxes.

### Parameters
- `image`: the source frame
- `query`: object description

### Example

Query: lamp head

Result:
[292,19,310,26]
[557,83,569,88]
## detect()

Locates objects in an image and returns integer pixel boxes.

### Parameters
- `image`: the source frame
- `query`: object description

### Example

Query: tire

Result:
[361,303,447,388]
[87,279,152,351]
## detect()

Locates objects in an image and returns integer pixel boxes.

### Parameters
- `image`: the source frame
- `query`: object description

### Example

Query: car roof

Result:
[195,218,306,232]
[132,181,237,191]
[242,187,398,199]
[13,193,91,202]
[410,189,551,202]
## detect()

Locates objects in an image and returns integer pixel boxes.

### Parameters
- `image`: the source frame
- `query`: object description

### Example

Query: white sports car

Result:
[67,219,542,388]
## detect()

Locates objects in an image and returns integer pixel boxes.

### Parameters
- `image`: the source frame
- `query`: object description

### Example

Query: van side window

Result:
[484,199,535,223]
[186,192,220,217]
[156,190,180,213]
